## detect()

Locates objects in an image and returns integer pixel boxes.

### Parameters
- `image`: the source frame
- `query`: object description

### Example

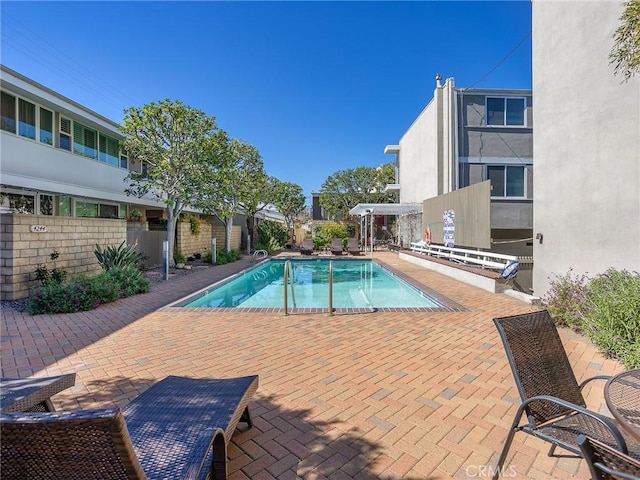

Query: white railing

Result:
[409,241,518,271]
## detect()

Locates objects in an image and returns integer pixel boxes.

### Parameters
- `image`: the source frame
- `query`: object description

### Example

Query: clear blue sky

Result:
[1,1,532,205]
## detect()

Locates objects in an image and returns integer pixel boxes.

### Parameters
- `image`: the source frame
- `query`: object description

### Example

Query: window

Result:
[487,97,526,126]
[99,204,118,218]
[59,117,72,151]
[18,99,36,139]
[75,200,119,218]
[58,195,72,216]
[39,108,53,145]
[141,162,148,175]
[5,192,35,213]
[98,133,119,166]
[488,165,525,197]
[1,91,16,133]
[76,201,98,217]
[120,154,128,169]
[73,122,97,159]
[39,194,53,215]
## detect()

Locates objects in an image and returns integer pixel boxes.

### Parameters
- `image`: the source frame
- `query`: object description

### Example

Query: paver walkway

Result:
[1,251,625,479]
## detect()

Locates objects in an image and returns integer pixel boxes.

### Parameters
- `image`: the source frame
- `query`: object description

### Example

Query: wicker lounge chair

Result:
[578,434,640,480]
[1,374,259,480]
[347,238,361,256]
[330,238,344,256]
[492,311,639,480]
[300,238,314,255]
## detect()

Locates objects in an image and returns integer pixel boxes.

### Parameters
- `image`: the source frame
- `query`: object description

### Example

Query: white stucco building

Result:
[532,0,640,295]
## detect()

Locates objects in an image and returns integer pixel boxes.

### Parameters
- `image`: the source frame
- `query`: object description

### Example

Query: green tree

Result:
[197,139,265,252]
[610,0,640,81]
[271,180,306,245]
[319,163,396,219]
[239,172,274,252]
[120,99,226,266]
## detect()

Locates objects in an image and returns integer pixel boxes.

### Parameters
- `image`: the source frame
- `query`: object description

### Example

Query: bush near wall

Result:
[542,268,640,369]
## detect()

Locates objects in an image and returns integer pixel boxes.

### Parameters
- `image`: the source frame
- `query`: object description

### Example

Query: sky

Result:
[0,1,532,205]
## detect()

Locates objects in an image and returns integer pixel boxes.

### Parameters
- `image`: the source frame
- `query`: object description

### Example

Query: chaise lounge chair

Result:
[330,238,344,256]
[300,238,314,255]
[347,238,361,256]
[1,374,259,480]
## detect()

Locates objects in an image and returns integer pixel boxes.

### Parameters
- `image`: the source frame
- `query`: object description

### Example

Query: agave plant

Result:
[95,241,146,271]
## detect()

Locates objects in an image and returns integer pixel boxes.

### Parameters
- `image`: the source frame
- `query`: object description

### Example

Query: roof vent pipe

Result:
[435,73,442,88]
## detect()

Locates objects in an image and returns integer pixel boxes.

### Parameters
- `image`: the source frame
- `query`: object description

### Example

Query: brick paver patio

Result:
[1,251,625,479]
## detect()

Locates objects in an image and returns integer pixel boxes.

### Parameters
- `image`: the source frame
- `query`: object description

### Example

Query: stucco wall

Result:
[399,98,440,203]
[532,0,640,295]
[0,213,126,300]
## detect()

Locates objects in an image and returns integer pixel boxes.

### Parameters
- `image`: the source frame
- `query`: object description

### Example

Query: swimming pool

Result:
[177,258,462,312]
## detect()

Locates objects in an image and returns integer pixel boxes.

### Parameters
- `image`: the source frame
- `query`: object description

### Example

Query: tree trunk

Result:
[166,200,182,267]
[225,217,233,252]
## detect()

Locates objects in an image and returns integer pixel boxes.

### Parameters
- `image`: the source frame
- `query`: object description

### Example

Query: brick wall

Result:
[212,225,242,251]
[175,222,242,258]
[1,213,127,301]
[176,221,213,257]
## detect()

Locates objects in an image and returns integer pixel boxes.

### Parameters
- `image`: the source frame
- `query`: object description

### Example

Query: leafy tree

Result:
[239,172,273,251]
[120,99,226,266]
[197,139,265,252]
[610,0,640,81]
[319,163,396,219]
[271,180,306,245]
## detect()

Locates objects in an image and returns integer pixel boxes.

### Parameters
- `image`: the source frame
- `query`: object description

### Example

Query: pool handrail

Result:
[329,260,333,315]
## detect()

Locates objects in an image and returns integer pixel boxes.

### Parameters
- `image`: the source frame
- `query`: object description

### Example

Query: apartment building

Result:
[386,76,533,256]
[0,65,163,218]
[531,0,639,296]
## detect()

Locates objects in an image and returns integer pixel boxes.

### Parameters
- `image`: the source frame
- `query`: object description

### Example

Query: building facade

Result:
[1,65,162,219]
[531,0,639,296]
[386,77,533,256]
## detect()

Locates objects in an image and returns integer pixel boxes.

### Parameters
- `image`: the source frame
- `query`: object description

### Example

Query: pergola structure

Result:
[349,203,422,255]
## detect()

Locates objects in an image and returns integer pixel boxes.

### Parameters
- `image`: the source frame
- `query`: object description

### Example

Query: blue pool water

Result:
[180,259,444,309]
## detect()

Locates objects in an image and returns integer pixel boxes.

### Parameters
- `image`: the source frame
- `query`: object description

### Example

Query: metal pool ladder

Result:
[283,259,334,315]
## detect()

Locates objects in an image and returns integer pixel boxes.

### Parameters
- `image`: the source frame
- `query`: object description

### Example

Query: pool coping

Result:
[166,257,469,313]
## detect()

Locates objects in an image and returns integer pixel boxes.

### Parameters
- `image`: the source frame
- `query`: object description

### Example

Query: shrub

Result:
[257,221,288,252]
[174,251,186,265]
[34,250,67,286]
[215,248,242,265]
[28,276,118,314]
[27,267,150,315]
[580,269,640,369]
[543,267,640,369]
[99,266,150,298]
[314,223,349,248]
[541,269,589,328]
[203,251,213,264]
[95,241,146,270]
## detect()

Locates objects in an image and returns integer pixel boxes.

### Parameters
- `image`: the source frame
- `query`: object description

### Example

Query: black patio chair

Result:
[492,310,639,480]
[578,435,640,480]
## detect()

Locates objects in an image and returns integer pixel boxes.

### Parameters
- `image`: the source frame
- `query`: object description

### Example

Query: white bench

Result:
[409,241,518,272]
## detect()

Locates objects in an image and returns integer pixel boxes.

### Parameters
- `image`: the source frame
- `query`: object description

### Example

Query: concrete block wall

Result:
[1,213,126,301]
[175,222,242,257]
[212,225,241,251]
[176,221,213,257]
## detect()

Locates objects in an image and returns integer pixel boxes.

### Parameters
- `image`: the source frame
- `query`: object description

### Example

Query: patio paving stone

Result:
[1,251,625,479]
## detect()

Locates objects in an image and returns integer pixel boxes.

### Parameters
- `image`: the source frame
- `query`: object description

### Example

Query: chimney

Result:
[435,73,442,88]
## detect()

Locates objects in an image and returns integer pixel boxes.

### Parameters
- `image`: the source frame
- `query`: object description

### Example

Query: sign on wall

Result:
[29,225,47,233]
[443,210,455,247]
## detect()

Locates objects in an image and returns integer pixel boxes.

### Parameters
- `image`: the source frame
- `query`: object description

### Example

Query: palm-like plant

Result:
[95,241,146,270]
